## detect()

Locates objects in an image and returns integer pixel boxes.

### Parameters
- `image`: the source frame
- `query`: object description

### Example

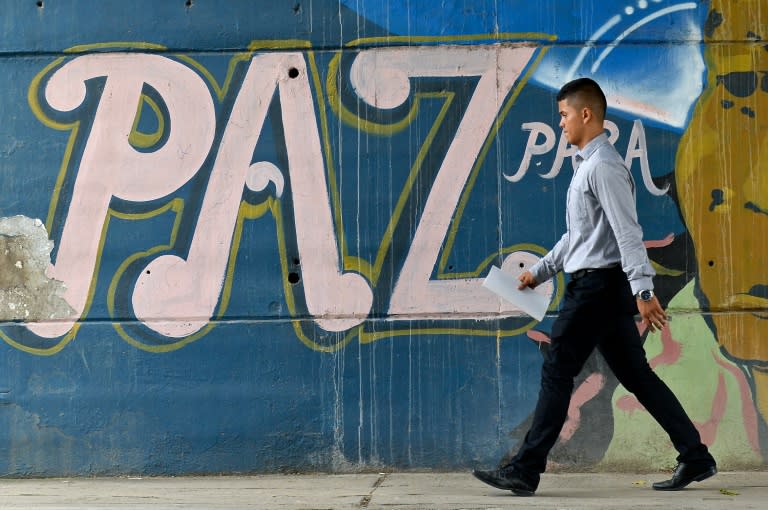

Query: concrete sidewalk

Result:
[0,471,765,509]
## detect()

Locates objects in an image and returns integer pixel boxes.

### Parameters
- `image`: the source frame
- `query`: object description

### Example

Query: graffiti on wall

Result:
[16,38,679,352]
[0,0,765,473]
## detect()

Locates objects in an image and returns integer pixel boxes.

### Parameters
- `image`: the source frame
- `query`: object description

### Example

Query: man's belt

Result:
[570,263,621,280]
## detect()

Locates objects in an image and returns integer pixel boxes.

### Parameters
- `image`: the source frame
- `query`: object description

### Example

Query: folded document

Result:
[482,265,550,322]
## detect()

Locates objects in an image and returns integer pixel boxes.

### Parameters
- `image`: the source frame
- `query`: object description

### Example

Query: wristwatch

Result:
[636,289,654,301]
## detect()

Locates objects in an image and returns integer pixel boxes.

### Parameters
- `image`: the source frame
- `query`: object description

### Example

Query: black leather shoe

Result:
[472,467,536,496]
[652,462,717,491]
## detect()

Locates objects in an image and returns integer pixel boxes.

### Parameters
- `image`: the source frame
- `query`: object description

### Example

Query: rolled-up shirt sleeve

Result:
[590,160,655,295]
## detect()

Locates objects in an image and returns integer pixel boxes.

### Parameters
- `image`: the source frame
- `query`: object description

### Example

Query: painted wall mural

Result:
[0,0,764,475]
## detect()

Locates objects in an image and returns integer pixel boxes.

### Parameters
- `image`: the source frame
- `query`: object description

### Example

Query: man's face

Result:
[558,98,586,149]
[676,40,768,367]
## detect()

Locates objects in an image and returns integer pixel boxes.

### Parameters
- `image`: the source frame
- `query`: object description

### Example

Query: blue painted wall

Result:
[0,0,765,475]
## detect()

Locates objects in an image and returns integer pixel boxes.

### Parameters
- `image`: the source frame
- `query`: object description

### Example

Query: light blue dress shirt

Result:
[529,133,655,295]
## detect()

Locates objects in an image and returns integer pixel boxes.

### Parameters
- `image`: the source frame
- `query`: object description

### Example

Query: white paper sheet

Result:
[482,265,550,322]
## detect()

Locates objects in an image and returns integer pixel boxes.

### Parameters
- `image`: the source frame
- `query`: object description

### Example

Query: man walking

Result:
[473,78,716,496]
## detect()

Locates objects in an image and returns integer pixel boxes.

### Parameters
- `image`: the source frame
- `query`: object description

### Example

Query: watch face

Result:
[640,290,653,301]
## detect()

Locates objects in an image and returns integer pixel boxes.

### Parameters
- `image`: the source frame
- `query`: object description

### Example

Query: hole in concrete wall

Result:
[708,260,715,267]
[146,270,151,275]
[185,0,192,7]
[36,1,43,7]
[292,257,300,266]
[293,3,301,14]
[288,272,300,284]
[288,67,299,79]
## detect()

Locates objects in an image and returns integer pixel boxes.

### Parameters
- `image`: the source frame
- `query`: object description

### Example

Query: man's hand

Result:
[518,270,538,290]
[637,296,667,333]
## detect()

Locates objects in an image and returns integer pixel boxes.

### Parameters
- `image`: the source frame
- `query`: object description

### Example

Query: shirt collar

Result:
[575,132,609,163]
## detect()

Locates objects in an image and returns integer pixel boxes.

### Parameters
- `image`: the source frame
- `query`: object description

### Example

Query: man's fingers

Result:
[517,272,537,290]
[645,316,666,331]
[639,299,668,332]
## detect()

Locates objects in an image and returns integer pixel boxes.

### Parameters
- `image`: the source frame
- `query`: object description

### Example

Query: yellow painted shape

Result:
[128,94,165,148]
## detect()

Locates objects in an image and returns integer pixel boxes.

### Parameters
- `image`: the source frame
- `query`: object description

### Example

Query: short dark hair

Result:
[556,78,607,120]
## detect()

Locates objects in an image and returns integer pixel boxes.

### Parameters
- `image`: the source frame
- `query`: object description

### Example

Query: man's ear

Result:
[581,106,592,123]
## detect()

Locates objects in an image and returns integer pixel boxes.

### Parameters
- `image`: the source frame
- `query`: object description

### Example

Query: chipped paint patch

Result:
[0,216,73,322]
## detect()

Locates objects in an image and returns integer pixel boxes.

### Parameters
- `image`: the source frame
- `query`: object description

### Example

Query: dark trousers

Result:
[508,266,713,487]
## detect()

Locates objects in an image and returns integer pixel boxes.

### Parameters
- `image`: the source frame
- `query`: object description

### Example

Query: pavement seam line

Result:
[358,473,388,508]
